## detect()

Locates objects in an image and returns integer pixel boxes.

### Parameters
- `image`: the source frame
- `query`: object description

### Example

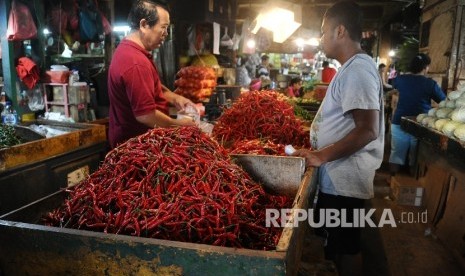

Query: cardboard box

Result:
[390,174,424,206]
[68,84,89,104]
[44,71,70,84]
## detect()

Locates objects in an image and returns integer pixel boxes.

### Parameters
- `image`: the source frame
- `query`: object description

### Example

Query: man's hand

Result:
[172,95,196,112]
[176,116,197,127]
[162,85,197,112]
[292,149,326,168]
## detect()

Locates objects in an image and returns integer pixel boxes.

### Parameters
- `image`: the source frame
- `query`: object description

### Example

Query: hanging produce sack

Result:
[6,1,38,41]
[100,11,112,35]
[78,0,104,42]
[93,0,111,35]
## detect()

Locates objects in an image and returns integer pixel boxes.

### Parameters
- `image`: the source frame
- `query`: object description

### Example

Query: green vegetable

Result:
[302,78,317,92]
[289,101,315,122]
[0,124,22,149]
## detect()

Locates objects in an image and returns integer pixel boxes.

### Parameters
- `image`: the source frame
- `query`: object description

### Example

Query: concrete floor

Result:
[297,163,465,276]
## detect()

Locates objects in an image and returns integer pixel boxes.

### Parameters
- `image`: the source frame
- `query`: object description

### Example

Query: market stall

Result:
[0,88,317,275]
[0,120,107,215]
[0,135,317,276]
[401,117,465,269]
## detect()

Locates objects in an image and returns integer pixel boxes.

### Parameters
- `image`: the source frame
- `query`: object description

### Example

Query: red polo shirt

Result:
[322,67,337,83]
[107,39,169,148]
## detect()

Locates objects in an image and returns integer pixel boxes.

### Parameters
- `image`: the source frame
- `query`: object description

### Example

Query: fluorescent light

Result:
[113,25,130,33]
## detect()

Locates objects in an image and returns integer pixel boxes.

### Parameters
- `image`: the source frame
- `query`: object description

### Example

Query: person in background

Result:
[257,54,273,89]
[379,63,395,135]
[321,60,337,83]
[387,63,397,85]
[292,2,384,275]
[378,63,393,92]
[235,55,251,88]
[257,54,271,79]
[388,53,446,178]
[244,53,261,79]
[107,0,196,149]
[287,77,302,97]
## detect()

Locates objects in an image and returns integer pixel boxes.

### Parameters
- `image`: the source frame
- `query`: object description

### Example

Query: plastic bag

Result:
[7,1,37,41]
[27,87,45,112]
[199,121,214,136]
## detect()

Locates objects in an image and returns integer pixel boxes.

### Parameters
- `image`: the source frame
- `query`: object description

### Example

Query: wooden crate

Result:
[0,120,107,215]
[0,120,106,172]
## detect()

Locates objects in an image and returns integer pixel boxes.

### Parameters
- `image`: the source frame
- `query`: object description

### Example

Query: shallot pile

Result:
[174,66,217,102]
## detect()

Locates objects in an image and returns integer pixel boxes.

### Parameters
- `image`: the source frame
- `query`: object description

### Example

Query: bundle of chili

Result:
[228,139,286,156]
[43,126,292,250]
[212,91,310,149]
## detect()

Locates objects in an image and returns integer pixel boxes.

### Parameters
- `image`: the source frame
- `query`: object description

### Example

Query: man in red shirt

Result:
[108,0,196,148]
[321,60,337,83]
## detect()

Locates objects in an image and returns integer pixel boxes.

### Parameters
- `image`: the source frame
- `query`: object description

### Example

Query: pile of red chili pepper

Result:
[212,91,310,151]
[43,126,293,250]
[229,139,286,156]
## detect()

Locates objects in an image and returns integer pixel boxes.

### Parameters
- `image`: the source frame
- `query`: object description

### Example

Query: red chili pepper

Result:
[43,126,294,250]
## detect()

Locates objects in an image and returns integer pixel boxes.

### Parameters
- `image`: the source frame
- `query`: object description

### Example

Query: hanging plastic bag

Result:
[6,1,38,41]
[27,86,45,112]
[78,0,104,42]
[93,0,111,35]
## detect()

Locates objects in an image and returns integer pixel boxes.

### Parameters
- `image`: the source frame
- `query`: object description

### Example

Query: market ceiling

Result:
[237,0,420,31]
[114,0,420,35]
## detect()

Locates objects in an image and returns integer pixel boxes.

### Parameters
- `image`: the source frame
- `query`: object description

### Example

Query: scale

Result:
[204,85,241,121]
[204,90,228,121]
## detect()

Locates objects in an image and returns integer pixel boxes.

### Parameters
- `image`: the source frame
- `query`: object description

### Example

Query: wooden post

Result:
[0,0,19,111]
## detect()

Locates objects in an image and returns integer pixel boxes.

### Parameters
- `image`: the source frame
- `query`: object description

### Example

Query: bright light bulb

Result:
[307,38,319,46]
[251,2,302,43]
[246,39,256,49]
[389,50,396,57]
[43,28,50,35]
[295,38,305,47]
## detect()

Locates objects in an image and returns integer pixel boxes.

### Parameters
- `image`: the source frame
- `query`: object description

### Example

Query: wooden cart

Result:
[0,156,317,275]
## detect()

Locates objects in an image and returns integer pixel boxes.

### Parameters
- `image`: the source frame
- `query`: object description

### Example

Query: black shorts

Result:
[314,191,366,260]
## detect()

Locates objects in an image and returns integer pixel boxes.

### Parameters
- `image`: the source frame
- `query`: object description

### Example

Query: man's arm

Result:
[135,85,196,128]
[293,109,380,167]
[136,110,194,128]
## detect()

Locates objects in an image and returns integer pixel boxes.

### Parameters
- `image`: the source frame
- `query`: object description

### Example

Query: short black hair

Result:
[378,63,386,70]
[261,55,269,61]
[409,53,431,74]
[324,1,363,42]
[322,61,329,67]
[127,0,170,30]
[290,77,302,86]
